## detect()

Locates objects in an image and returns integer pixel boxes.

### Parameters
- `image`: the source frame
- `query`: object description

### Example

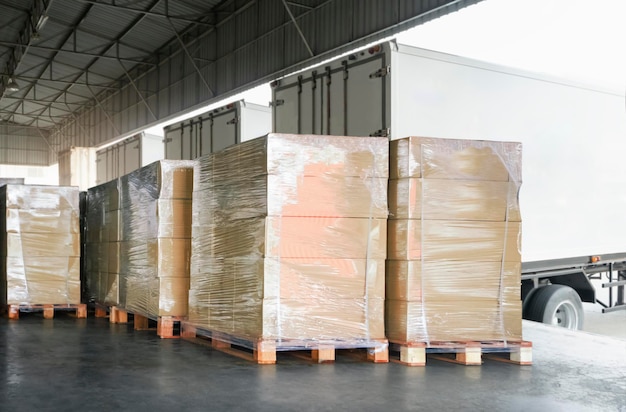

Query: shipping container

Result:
[58,147,97,190]
[95,133,164,184]
[271,40,626,326]
[163,100,271,160]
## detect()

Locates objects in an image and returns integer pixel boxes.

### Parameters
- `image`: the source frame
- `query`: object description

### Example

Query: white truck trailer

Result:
[271,41,626,329]
[163,100,271,160]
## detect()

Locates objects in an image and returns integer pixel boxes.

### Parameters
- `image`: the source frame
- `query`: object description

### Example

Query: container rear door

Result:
[95,150,106,185]
[123,137,141,175]
[342,50,389,137]
[197,116,212,157]
[210,107,239,152]
[272,74,322,134]
[164,125,183,160]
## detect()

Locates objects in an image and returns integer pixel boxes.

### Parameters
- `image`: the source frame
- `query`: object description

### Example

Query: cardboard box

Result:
[5,208,80,233]
[388,179,521,222]
[385,299,522,342]
[202,297,385,342]
[209,134,389,181]
[157,199,193,238]
[385,260,521,301]
[101,272,119,306]
[204,175,388,219]
[389,136,521,182]
[3,232,80,258]
[6,279,80,305]
[202,217,386,259]
[193,257,385,301]
[387,220,521,261]
[158,277,190,316]
[1,185,79,210]
[5,256,80,283]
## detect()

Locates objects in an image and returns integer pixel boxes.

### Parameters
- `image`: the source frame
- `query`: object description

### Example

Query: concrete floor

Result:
[1,312,625,412]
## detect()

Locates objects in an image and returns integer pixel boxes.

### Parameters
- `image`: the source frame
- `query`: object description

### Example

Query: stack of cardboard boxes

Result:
[0,185,81,305]
[188,133,389,346]
[385,137,523,343]
[85,179,121,306]
[119,160,194,318]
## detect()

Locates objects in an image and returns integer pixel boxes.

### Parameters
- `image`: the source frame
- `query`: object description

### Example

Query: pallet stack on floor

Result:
[0,185,85,319]
[385,136,529,365]
[117,160,195,337]
[84,179,121,309]
[185,133,390,363]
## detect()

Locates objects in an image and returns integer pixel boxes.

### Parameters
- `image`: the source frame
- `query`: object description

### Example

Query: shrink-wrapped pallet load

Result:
[84,179,121,306]
[386,136,523,343]
[119,160,194,318]
[188,134,388,352]
[0,185,81,306]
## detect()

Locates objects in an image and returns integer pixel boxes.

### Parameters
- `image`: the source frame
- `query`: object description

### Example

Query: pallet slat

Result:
[3,304,87,320]
[389,340,532,366]
[181,323,388,365]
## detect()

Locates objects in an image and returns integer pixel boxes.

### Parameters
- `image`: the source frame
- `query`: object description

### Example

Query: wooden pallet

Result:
[93,304,183,339]
[181,323,389,365]
[389,340,532,366]
[3,303,87,320]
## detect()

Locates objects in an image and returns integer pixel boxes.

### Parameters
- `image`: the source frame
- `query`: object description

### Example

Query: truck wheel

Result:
[523,285,584,330]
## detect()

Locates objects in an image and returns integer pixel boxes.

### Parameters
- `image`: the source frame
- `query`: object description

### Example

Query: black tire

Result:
[523,285,584,330]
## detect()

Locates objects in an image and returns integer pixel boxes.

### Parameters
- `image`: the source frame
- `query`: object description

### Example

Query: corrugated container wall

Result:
[95,133,164,185]
[58,147,97,191]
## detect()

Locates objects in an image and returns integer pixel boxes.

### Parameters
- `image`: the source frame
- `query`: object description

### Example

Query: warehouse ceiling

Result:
[0,0,482,152]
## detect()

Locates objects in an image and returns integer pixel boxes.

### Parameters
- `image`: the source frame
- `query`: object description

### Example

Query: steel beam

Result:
[0,41,155,66]
[74,0,215,26]
[0,0,51,100]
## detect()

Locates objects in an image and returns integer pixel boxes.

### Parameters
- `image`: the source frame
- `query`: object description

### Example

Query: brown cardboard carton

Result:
[5,208,80,233]
[385,299,523,342]
[159,277,190,316]
[206,175,388,219]
[4,232,80,257]
[5,256,80,283]
[107,242,120,273]
[203,217,386,259]
[6,279,80,305]
[2,185,79,210]
[157,238,191,277]
[387,220,521,261]
[163,167,194,199]
[385,260,521,301]
[272,258,385,300]
[104,210,122,241]
[101,272,119,306]
[388,179,520,222]
[389,136,521,182]
[157,199,193,237]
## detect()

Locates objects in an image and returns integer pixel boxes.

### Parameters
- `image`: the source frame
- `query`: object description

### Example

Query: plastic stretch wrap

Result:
[189,133,388,349]
[85,179,121,305]
[386,136,523,344]
[119,160,194,317]
[0,185,80,305]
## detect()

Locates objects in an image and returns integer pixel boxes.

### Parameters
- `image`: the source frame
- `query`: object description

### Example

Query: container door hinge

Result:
[227,117,239,125]
[270,99,284,107]
[370,128,390,137]
[369,66,390,78]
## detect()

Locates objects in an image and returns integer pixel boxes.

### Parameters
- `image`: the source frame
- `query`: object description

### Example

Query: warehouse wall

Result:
[0,124,53,166]
[47,0,480,151]
[0,164,59,185]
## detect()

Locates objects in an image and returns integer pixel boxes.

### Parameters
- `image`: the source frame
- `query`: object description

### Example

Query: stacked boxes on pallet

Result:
[0,185,81,305]
[188,133,388,348]
[84,180,121,306]
[119,160,194,318]
[386,136,523,343]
